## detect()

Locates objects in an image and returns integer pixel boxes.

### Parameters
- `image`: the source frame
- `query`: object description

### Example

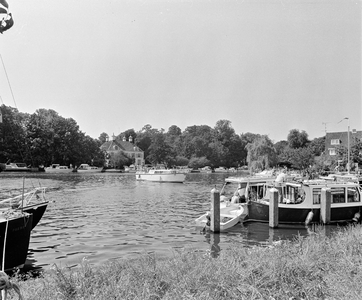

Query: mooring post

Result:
[320,187,331,224]
[210,187,220,233]
[269,188,279,228]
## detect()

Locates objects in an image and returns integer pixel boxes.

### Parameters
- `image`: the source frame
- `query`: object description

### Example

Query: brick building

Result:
[325,130,362,157]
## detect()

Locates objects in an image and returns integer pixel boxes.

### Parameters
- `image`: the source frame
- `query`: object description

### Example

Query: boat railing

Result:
[0,187,46,207]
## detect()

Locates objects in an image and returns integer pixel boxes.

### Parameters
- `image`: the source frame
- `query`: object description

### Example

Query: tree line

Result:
[1,105,359,172]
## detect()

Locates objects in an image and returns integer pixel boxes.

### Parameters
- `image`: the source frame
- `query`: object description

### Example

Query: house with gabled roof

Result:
[100,135,144,168]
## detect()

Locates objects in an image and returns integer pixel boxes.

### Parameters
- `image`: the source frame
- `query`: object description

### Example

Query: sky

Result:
[0,0,360,143]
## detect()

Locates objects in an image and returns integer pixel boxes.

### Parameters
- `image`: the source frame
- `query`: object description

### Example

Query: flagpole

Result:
[338,117,350,173]
[347,118,350,174]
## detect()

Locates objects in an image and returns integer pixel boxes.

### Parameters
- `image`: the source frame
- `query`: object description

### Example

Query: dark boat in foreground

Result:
[0,210,33,270]
[0,187,48,230]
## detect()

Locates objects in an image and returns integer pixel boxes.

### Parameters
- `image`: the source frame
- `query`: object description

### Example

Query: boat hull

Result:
[0,213,33,270]
[76,168,103,173]
[21,202,48,229]
[195,204,247,231]
[246,201,362,224]
[136,173,186,183]
[45,168,72,173]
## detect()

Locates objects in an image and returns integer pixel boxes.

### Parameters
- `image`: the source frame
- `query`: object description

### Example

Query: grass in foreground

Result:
[5,224,362,300]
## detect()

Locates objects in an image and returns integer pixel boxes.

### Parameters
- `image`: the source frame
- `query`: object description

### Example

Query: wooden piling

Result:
[269,188,279,228]
[210,188,220,233]
[320,187,331,224]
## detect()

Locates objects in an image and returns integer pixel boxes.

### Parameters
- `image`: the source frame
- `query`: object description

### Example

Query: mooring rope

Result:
[0,271,23,300]
[0,218,24,300]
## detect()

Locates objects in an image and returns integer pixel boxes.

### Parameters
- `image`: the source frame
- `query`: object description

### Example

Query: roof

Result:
[100,139,143,152]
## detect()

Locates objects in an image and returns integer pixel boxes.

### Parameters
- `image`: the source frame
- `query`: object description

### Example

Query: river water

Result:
[0,171,340,272]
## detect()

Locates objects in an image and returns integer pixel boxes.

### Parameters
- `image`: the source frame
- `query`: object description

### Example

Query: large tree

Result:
[287,129,310,149]
[246,135,277,171]
[147,132,175,167]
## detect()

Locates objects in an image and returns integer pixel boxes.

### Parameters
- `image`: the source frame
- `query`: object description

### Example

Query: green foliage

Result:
[274,140,288,155]
[0,106,326,170]
[281,147,315,170]
[109,151,132,168]
[98,132,109,144]
[287,129,309,149]
[188,156,210,169]
[174,156,189,166]
[12,225,362,300]
[246,135,277,171]
[0,105,104,167]
[148,132,175,167]
[308,136,325,156]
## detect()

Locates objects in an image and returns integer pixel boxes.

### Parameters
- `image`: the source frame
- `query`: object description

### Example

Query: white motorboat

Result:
[214,166,228,173]
[195,203,247,232]
[45,164,72,173]
[76,164,103,173]
[136,168,186,183]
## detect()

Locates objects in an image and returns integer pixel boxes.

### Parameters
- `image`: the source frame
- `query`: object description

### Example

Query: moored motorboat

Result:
[214,166,228,173]
[76,164,103,173]
[0,162,43,172]
[45,164,72,173]
[199,166,213,173]
[245,179,362,224]
[195,203,247,232]
[220,172,362,225]
[136,168,186,183]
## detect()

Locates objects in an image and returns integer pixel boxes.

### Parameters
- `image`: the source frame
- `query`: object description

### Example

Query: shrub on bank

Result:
[6,224,362,300]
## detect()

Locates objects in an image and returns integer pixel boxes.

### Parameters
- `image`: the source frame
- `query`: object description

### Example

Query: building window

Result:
[331,139,340,145]
[328,148,336,156]
[113,145,119,150]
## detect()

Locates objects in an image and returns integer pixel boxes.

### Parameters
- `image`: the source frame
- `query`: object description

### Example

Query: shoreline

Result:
[7,223,362,300]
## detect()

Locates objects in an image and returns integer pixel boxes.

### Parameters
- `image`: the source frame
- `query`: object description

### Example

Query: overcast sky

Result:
[0,0,360,142]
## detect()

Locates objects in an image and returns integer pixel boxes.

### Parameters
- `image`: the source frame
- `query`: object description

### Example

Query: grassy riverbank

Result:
[7,224,362,300]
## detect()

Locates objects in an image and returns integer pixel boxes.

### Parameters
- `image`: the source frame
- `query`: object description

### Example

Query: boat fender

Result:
[353,212,361,223]
[305,211,314,225]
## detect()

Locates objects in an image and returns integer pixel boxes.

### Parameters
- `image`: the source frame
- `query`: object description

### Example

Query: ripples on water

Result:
[0,172,342,271]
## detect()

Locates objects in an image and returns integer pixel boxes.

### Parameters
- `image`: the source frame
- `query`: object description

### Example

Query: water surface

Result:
[0,172,340,271]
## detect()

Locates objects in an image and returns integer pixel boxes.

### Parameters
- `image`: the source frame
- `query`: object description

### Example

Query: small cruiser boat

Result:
[45,164,72,173]
[76,164,103,173]
[136,168,186,183]
[195,203,247,232]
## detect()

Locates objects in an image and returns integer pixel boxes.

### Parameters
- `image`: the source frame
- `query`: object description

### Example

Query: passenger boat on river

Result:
[223,176,362,225]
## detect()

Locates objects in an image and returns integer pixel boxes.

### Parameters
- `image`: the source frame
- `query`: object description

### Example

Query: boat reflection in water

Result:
[199,221,341,259]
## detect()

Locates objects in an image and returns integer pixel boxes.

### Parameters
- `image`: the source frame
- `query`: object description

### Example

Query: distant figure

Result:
[275,170,287,184]
[231,184,246,203]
